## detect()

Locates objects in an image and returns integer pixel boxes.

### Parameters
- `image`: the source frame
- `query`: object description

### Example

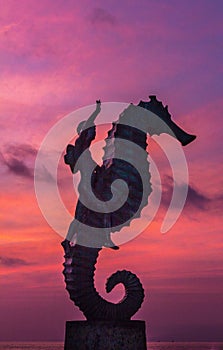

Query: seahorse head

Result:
[138,95,196,145]
[117,96,196,146]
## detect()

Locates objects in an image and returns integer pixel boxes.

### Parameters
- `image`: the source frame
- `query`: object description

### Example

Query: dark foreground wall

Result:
[64,320,147,350]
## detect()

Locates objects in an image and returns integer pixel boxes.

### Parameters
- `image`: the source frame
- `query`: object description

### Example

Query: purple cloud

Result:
[162,176,211,211]
[0,256,32,267]
[89,7,117,26]
[0,143,37,178]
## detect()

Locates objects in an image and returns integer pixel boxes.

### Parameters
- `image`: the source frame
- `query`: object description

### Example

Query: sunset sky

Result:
[0,0,223,342]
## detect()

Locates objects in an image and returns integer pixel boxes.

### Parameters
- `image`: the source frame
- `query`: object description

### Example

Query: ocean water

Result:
[149,343,223,350]
[0,342,223,350]
[0,344,63,350]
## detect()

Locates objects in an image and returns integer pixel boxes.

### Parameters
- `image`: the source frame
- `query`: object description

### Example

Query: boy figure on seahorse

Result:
[63,97,196,250]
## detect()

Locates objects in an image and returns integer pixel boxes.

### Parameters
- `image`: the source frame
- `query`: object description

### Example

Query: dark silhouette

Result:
[62,96,196,321]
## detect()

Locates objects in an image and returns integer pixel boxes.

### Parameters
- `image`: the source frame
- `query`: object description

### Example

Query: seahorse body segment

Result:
[62,240,144,321]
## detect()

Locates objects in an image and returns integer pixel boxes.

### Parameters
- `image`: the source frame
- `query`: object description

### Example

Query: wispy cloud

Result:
[0,21,22,35]
[186,184,211,210]
[0,255,31,267]
[0,143,37,179]
[89,7,117,26]
[34,164,55,182]
[162,176,210,211]
[6,143,37,158]
[1,156,32,178]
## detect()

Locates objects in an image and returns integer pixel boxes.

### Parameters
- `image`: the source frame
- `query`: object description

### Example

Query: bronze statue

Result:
[62,96,196,321]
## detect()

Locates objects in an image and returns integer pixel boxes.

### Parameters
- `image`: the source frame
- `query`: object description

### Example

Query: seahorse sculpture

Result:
[62,96,196,321]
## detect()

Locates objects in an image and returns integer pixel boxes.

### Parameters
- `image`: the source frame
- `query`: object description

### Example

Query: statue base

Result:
[64,320,147,350]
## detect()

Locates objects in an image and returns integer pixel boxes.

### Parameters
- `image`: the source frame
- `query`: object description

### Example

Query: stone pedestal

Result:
[64,320,147,350]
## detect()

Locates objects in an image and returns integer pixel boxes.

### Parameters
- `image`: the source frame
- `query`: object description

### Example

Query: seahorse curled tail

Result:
[62,240,144,321]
